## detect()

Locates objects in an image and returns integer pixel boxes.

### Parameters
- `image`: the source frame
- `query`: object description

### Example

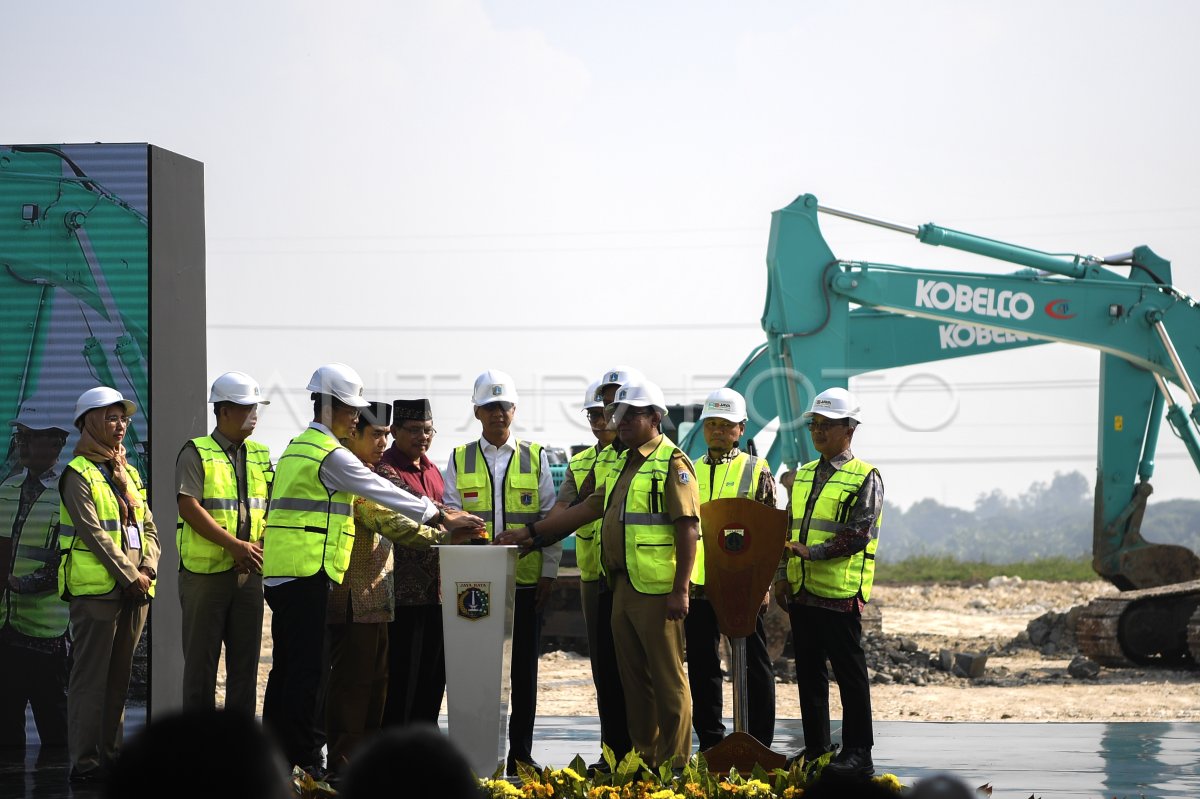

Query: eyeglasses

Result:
[703,419,741,432]
[619,408,654,419]
[104,415,130,426]
[807,418,848,431]
[585,409,605,422]
[13,430,67,443]
[398,426,436,438]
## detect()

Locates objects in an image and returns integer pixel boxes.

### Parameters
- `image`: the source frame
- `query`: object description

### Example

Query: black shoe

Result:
[506,757,541,778]
[823,746,874,779]
[785,745,834,769]
[587,759,611,775]
[69,768,105,784]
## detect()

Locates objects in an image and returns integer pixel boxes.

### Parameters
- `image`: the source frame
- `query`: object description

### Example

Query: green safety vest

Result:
[692,451,769,586]
[0,473,69,638]
[453,439,544,586]
[176,436,273,574]
[58,456,154,599]
[786,457,881,602]
[262,428,355,583]
[567,445,606,582]
[604,436,684,596]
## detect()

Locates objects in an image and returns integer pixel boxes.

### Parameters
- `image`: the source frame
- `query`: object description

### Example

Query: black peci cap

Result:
[360,401,393,428]
[392,398,432,422]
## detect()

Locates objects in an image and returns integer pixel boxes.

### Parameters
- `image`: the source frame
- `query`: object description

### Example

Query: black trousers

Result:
[263,575,330,770]
[382,604,446,727]
[684,596,775,749]
[0,641,68,748]
[507,586,542,766]
[593,583,631,758]
[789,604,873,751]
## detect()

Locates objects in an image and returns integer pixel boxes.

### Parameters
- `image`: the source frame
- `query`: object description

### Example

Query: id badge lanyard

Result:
[99,465,142,552]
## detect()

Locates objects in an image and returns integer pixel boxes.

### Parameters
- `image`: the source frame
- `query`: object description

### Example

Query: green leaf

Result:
[515,760,541,785]
[615,749,645,786]
[751,763,771,784]
[490,762,506,781]
[658,759,674,786]
[602,742,617,772]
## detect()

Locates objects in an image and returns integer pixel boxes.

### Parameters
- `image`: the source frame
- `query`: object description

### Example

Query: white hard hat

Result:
[209,371,271,405]
[583,379,604,410]
[472,369,519,406]
[699,387,747,424]
[598,365,645,391]
[803,387,861,423]
[73,387,136,427]
[9,402,71,434]
[306,363,369,408]
[612,380,667,417]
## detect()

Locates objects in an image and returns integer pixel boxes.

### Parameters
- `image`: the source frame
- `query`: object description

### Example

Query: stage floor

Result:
[4,710,1197,798]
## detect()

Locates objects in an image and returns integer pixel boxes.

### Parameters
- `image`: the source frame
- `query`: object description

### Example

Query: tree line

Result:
[880,471,1200,564]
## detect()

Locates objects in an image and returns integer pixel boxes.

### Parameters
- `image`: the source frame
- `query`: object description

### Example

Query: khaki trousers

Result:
[178,570,264,716]
[610,576,691,767]
[67,595,148,775]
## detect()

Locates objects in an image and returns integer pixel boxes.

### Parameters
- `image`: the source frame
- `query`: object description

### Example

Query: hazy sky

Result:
[7,1,1200,510]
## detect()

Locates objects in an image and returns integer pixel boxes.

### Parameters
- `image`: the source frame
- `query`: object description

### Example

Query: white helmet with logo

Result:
[472,369,519,406]
[699,387,747,424]
[803,387,861,423]
[9,402,71,434]
[597,365,645,392]
[583,378,604,411]
[73,386,136,427]
[613,380,667,417]
[306,363,370,408]
[209,371,271,405]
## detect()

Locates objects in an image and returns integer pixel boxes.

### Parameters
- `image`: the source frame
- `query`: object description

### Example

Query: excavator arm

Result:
[686,193,1200,665]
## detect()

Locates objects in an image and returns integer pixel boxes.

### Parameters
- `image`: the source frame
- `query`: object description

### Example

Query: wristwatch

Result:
[527,522,547,551]
[430,508,447,528]
[140,566,157,580]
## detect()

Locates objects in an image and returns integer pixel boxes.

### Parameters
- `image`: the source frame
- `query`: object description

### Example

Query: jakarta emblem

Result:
[456,582,491,620]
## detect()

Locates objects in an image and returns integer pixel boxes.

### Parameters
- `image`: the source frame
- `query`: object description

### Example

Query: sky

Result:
[5,0,1200,511]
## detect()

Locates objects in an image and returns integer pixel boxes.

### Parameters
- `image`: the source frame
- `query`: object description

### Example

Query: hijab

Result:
[74,405,142,525]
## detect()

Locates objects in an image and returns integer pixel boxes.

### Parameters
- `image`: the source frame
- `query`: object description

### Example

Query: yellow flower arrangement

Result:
[483,778,525,798]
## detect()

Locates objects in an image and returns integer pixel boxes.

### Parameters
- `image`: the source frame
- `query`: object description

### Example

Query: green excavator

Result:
[681,193,1200,668]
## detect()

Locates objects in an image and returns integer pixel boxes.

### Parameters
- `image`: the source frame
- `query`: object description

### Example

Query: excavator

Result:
[680,193,1200,668]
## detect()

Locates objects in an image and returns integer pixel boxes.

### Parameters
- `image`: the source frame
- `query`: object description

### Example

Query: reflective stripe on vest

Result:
[58,457,153,599]
[604,437,681,595]
[262,428,355,583]
[567,445,603,582]
[693,452,766,586]
[0,476,68,637]
[454,439,545,586]
[176,437,273,574]
[786,457,881,601]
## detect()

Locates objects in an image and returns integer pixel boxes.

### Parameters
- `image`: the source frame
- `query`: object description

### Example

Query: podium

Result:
[697,498,788,774]
[438,544,519,778]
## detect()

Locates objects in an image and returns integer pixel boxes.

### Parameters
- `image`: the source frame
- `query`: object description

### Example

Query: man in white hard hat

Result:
[773,386,883,778]
[59,386,160,782]
[262,364,483,775]
[499,378,700,769]
[442,369,560,776]
[0,403,71,750]
[174,371,273,717]
[686,387,777,752]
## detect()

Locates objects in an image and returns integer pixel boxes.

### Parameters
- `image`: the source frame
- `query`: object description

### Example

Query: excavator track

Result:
[1076,580,1200,668]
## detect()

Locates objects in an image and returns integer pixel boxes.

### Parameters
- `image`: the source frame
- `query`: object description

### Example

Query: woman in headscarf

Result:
[58,387,160,783]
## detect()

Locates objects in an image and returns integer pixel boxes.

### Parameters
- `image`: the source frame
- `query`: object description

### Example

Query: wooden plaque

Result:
[699,497,788,639]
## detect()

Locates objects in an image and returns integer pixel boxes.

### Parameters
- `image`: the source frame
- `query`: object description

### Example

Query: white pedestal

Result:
[437,544,518,779]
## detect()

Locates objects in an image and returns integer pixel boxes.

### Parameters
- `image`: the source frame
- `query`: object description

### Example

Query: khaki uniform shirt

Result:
[60,466,161,597]
[577,434,700,576]
[175,429,251,540]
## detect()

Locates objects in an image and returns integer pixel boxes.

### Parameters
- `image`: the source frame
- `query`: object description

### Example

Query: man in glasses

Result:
[498,378,700,770]
[174,371,273,717]
[686,387,777,753]
[773,387,883,779]
[0,403,71,750]
[377,398,448,728]
[442,369,559,776]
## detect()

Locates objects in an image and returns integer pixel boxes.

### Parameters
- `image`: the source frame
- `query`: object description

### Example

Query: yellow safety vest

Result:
[0,473,69,638]
[692,451,769,586]
[58,456,154,599]
[786,457,881,601]
[453,439,544,586]
[262,428,355,583]
[604,437,684,596]
[176,436,273,574]
[567,445,606,582]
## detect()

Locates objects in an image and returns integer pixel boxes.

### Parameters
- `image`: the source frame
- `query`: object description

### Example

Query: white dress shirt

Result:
[442,434,561,579]
[265,423,440,586]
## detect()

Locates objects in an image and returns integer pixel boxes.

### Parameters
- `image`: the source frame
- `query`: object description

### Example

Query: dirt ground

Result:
[232,579,1200,723]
